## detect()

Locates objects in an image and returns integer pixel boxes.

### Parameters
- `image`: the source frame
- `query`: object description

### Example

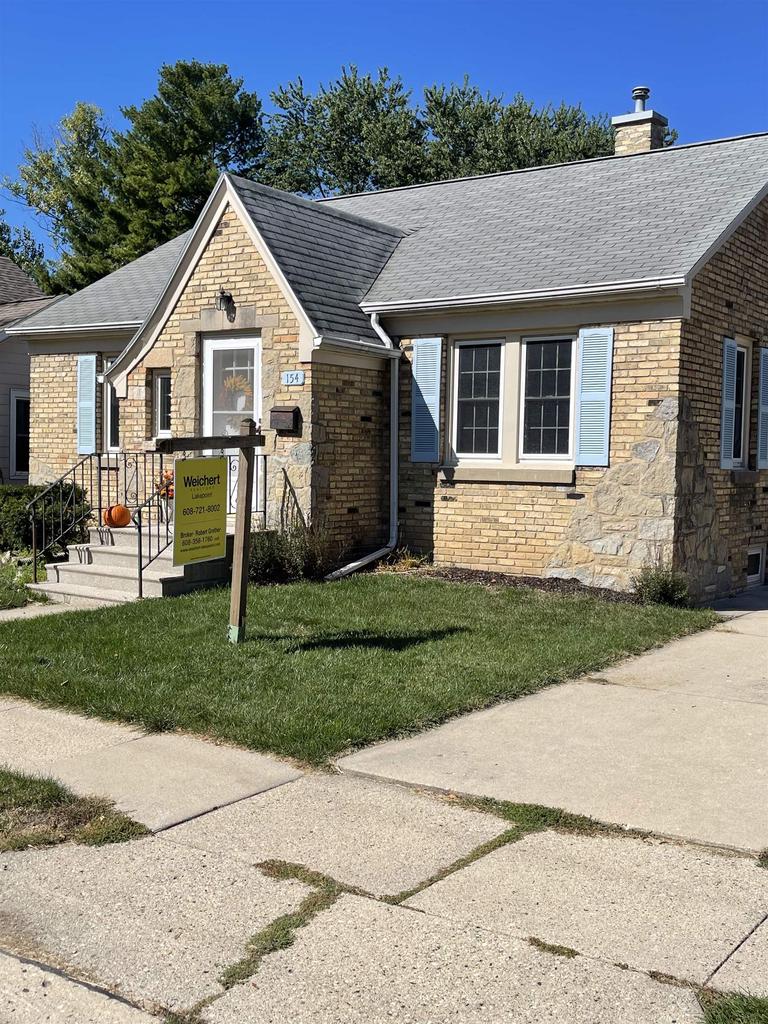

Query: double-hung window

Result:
[103,357,120,452]
[521,337,574,458]
[9,389,29,479]
[453,341,502,457]
[153,370,172,438]
[732,344,749,467]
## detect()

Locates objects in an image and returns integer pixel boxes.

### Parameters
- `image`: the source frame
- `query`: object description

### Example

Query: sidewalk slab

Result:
[595,630,768,703]
[0,703,138,775]
[0,838,309,1013]
[164,774,506,896]
[406,831,768,984]
[202,894,702,1024]
[49,732,303,831]
[0,951,155,1023]
[338,680,768,851]
[709,918,768,996]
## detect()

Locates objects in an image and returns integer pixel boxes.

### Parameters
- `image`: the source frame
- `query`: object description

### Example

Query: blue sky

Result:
[1,0,767,249]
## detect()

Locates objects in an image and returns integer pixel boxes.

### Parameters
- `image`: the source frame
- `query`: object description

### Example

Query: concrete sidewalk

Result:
[0,700,301,830]
[338,597,768,851]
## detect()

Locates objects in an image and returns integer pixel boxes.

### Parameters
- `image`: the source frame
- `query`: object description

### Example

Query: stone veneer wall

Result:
[397,319,683,590]
[121,204,314,527]
[311,360,389,554]
[677,199,768,599]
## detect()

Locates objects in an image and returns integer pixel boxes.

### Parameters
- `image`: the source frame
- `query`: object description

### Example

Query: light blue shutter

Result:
[76,354,97,455]
[758,347,768,471]
[720,338,738,470]
[575,328,613,467]
[411,338,442,463]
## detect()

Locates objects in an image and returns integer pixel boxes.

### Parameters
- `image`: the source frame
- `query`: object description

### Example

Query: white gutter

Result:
[6,320,141,336]
[360,276,687,315]
[312,333,401,359]
[326,312,400,580]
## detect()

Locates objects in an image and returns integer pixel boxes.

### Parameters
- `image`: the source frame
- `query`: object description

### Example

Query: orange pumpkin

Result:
[103,504,132,528]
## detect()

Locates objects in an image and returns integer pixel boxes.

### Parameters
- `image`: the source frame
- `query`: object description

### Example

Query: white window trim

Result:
[746,544,766,588]
[153,370,172,439]
[732,341,752,469]
[518,335,577,463]
[450,339,505,462]
[9,388,29,480]
[102,357,120,453]
[201,333,262,439]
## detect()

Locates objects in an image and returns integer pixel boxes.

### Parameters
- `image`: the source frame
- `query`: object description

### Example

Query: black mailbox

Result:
[270,406,301,433]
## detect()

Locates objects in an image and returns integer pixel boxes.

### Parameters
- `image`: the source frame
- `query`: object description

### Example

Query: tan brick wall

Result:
[398,319,683,590]
[122,204,314,525]
[312,360,389,553]
[677,198,768,597]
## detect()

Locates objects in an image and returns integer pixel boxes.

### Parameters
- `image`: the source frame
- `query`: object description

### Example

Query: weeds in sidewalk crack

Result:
[528,936,579,959]
[757,849,768,870]
[217,860,363,990]
[449,794,649,840]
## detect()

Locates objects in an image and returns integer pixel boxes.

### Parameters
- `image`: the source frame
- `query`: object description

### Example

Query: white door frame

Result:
[201,334,262,512]
[9,388,30,480]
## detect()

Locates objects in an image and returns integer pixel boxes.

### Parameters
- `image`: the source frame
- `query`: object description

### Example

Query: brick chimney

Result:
[611,86,668,155]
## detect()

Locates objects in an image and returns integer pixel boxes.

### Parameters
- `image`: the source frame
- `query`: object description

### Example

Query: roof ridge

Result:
[319,131,768,203]
[227,173,406,238]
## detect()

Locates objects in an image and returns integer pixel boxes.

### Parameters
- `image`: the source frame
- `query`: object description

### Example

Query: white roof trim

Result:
[8,320,141,335]
[360,276,688,314]
[313,334,399,359]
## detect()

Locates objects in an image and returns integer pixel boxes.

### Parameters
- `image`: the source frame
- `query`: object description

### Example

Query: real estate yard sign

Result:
[173,456,228,567]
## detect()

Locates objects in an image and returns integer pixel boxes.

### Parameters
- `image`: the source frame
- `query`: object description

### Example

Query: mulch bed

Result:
[419,565,639,603]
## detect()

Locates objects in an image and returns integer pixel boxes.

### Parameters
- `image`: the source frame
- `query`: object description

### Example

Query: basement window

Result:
[746,546,765,588]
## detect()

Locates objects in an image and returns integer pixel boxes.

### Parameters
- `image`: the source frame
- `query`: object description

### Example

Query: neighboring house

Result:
[8,89,768,601]
[0,257,57,484]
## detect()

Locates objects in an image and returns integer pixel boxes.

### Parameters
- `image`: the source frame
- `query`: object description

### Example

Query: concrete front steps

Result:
[29,525,231,605]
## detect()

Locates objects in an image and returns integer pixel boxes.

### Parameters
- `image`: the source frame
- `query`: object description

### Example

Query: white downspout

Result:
[325,313,399,580]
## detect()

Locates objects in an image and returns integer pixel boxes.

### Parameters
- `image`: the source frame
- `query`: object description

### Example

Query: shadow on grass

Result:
[247,626,468,653]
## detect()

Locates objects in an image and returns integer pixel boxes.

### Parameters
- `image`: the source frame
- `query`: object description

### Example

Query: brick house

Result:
[8,90,768,602]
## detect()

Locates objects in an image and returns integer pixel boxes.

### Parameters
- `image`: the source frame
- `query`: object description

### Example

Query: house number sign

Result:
[281,370,305,387]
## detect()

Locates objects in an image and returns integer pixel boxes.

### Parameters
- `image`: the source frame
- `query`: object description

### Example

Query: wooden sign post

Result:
[155,419,264,645]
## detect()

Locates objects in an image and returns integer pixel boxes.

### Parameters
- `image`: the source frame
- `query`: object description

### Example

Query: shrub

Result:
[631,562,691,607]
[249,524,339,584]
[0,484,90,554]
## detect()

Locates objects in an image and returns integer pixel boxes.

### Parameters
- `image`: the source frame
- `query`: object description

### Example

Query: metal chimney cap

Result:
[632,86,651,111]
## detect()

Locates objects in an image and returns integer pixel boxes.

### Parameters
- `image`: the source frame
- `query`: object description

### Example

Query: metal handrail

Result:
[26,457,95,583]
[132,485,174,599]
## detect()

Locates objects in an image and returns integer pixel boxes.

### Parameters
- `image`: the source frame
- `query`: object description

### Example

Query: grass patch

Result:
[0,766,148,852]
[699,992,768,1023]
[0,575,715,763]
[757,849,768,870]
[528,936,579,958]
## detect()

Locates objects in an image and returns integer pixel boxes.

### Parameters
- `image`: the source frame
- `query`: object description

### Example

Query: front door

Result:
[202,335,262,513]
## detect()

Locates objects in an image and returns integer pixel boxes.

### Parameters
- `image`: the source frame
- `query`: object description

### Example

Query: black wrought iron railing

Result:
[132,487,174,599]
[27,451,167,582]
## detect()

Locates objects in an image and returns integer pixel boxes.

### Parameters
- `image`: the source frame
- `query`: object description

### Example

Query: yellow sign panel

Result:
[173,456,228,567]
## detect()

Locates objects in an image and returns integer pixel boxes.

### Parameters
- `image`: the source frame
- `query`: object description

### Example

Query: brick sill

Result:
[439,466,575,485]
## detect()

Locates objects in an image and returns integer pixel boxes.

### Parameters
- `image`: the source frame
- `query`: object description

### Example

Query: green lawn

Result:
[0,767,147,852]
[700,993,768,1024]
[0,575,715,764]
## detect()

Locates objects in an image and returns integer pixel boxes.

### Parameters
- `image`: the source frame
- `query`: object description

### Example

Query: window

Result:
[103,357,120,451]
[153,371,172,437]
[521,338,573,458]
[732,345,749,466]
[746,546,765,588]
[453,342,502,457]
[10,389,29,478]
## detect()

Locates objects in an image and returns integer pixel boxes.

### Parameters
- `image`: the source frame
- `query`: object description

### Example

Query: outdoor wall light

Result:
[215,288,236,322]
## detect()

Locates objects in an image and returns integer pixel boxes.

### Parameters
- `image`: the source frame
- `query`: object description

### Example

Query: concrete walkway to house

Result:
[339,591,768,853]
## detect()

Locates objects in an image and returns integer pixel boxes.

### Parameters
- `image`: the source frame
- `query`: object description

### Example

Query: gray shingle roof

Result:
[0,295,58,330]
[322,134,768,308]
[13,232,190,332]
[229,175,403,342]
[0,257,43,303]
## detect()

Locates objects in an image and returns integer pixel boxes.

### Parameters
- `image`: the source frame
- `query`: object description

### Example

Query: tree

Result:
[0,210,54,293]
[265,67,424,197]
[112,60,265,262]
[7,102,117,292]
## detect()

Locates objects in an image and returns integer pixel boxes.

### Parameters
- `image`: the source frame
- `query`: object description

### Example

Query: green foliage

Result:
[632,563,691,607]
[7,61,627,288]
[249,524,338,583]
[0,483,89,553]
[699,992,768,1024]
[0,209,53,293]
